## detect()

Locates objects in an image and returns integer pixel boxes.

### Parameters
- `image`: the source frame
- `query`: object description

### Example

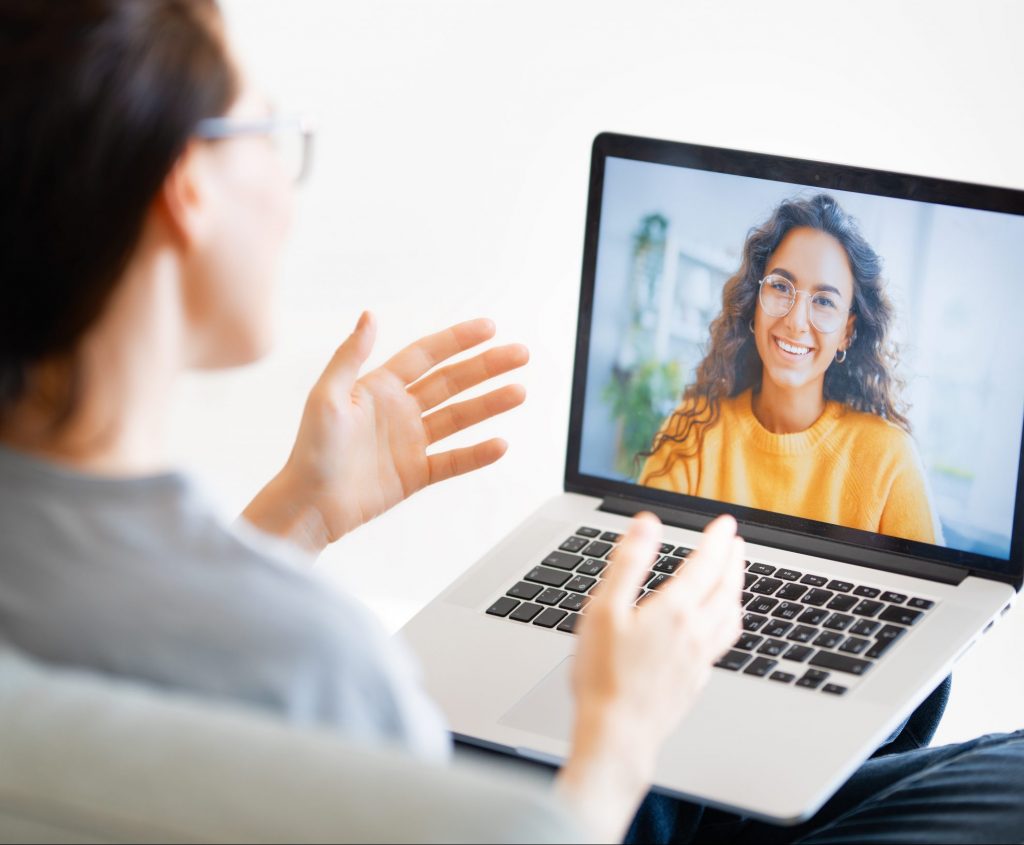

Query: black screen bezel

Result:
[564,132,1024,589]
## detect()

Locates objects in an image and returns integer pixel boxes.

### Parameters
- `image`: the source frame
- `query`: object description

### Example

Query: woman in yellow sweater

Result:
[639,194,941,545]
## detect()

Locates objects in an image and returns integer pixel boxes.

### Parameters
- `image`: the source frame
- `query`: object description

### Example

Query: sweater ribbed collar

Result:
[735,388,844,456]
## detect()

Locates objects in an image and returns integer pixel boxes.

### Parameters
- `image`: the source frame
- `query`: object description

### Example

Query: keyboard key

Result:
[776,568,802,581]
[823,613,855,631]
[772,601,803,621]
[849,619,881,637]
[743,614,768,632]
[813,631,844,649]
[751,577,784,595]
[802,588,834,607]
[525,566,571,588]
[735,633,764,651]
[826,594,858,612]
[879,606,924,626]
[876,624,908,641]
[533,608,568,628]
[582,540,613,558]
[672,546,693,557]
[646,573,671,591]
[908,597,935,610]
[787,625,818,643]
[559,593,589,612]
[635,590,655,606]
[577,558,607,577]
[761,620,793,638]
[770,671,796,683]
[542,551,583,571]
[865,638,898,659]
[599,531,621,542]
[852,600,884,617]
[486,596,519,617]
[748,596,779,615]
[659,543,675,554]
[827,580,854,593]
[536,587,567,606]
[507,581,543,600]
[783,645,814,663]
[810,651,872,676]
[881,591,908,604]
[777,583,809,601]
[744,572,758,590]
[757,638,788,657]
[576,526,600,538]
[797,608,828,626]
[822,683,848,696]
[854,585,881,598]
[557,613,580,633]
[744,657,778,677]
[559,536,588,553]
[800,574,829,587]
[715,650,753,671]
[741,591,754,606]
[656,556,684,574]
[565,575,597,593]
[509,602,543,623]
[839,636,871,655]
[796,669,830,689]
[748,563,776,576]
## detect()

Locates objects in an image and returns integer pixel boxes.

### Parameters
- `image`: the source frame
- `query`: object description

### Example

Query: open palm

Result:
[279,312,528,545]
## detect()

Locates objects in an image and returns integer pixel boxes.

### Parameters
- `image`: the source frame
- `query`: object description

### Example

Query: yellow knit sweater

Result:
[638,389,938,545]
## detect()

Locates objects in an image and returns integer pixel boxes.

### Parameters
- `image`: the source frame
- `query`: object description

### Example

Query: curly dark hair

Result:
[639,193,909,482]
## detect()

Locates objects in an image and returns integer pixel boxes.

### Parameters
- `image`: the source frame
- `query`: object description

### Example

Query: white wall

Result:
[170,0,1024,748]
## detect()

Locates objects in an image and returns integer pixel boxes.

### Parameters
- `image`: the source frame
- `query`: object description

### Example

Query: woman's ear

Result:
[153,141,210,252]
[844,312,858,351]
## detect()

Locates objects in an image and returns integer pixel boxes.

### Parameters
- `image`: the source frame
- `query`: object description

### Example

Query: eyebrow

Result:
[769,267,844,298]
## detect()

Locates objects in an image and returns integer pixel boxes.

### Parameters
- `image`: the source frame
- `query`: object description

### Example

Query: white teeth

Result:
[775,337,810,355]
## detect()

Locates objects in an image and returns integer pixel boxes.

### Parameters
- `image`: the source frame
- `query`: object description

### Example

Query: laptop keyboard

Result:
[484,526,938,697]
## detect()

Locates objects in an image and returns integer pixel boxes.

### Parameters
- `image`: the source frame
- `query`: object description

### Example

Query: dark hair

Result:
[640,193,909,481]
[0,0,238,420]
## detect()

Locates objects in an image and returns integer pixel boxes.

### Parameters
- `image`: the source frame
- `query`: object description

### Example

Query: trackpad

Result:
[498,656,575,741]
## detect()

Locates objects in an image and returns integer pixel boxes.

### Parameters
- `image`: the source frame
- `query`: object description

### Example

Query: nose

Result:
[783,291,813,336]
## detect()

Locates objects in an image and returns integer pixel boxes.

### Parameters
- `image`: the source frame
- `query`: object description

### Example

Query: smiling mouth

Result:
[773,335,813,356]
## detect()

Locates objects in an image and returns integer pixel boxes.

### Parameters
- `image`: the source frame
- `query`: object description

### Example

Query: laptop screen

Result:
[569,134,1024,578]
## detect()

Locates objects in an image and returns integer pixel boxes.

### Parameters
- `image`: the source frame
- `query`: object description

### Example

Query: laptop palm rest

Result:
[498,656,575,741]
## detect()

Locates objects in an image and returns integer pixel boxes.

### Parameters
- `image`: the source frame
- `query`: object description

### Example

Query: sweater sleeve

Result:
[878,437,940,545]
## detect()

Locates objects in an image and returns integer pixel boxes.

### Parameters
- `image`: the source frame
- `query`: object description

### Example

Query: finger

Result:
[660,515,738,608]
[408,343,529,412]
[600,513,661,611]
[317,311,377,396]
[426,437,508,485]
[422,384,526,444]
[382,318,496,385]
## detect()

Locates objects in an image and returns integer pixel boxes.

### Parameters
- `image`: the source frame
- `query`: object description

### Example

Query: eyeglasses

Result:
[757,274,850,334]
[193,114,315,185]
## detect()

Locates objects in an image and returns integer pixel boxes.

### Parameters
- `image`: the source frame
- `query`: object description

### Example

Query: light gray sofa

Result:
[0,647,581,843]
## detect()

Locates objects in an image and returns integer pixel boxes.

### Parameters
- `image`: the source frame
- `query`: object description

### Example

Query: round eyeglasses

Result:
[757,274,850,334]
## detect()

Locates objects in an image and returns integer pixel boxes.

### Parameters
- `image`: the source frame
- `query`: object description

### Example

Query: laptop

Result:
[401,132,1024,824]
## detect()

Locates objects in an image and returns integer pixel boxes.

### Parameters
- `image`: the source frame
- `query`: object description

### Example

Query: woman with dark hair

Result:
[2,3,1023,843]
[639,194,942,545]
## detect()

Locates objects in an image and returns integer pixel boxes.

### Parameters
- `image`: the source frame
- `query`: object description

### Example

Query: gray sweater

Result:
[0,445,450,761]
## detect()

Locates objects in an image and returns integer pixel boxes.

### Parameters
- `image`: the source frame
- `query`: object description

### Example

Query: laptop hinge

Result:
[599,495,968,586]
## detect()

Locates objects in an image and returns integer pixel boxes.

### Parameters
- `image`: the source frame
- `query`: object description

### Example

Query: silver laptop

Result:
[402,133,1024,824]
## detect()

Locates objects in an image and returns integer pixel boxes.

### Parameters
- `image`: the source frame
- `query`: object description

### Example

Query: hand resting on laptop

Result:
[555,512,744,843]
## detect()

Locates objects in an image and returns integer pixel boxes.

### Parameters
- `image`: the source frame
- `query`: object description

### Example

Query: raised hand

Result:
[243,312,528,553]
[555,513,744,842]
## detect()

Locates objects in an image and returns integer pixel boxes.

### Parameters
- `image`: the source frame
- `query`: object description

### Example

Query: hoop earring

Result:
[835,348,847,364]
[748,320,755,334]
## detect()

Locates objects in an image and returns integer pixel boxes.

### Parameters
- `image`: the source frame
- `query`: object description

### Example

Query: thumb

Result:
[320,311,377,395]
[602,512,660,611]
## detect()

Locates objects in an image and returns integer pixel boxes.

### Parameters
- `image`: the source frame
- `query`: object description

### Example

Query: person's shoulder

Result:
[834,404,917,461]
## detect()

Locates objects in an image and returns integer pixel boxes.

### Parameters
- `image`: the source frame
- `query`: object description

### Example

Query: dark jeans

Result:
[626,676,1024,844]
